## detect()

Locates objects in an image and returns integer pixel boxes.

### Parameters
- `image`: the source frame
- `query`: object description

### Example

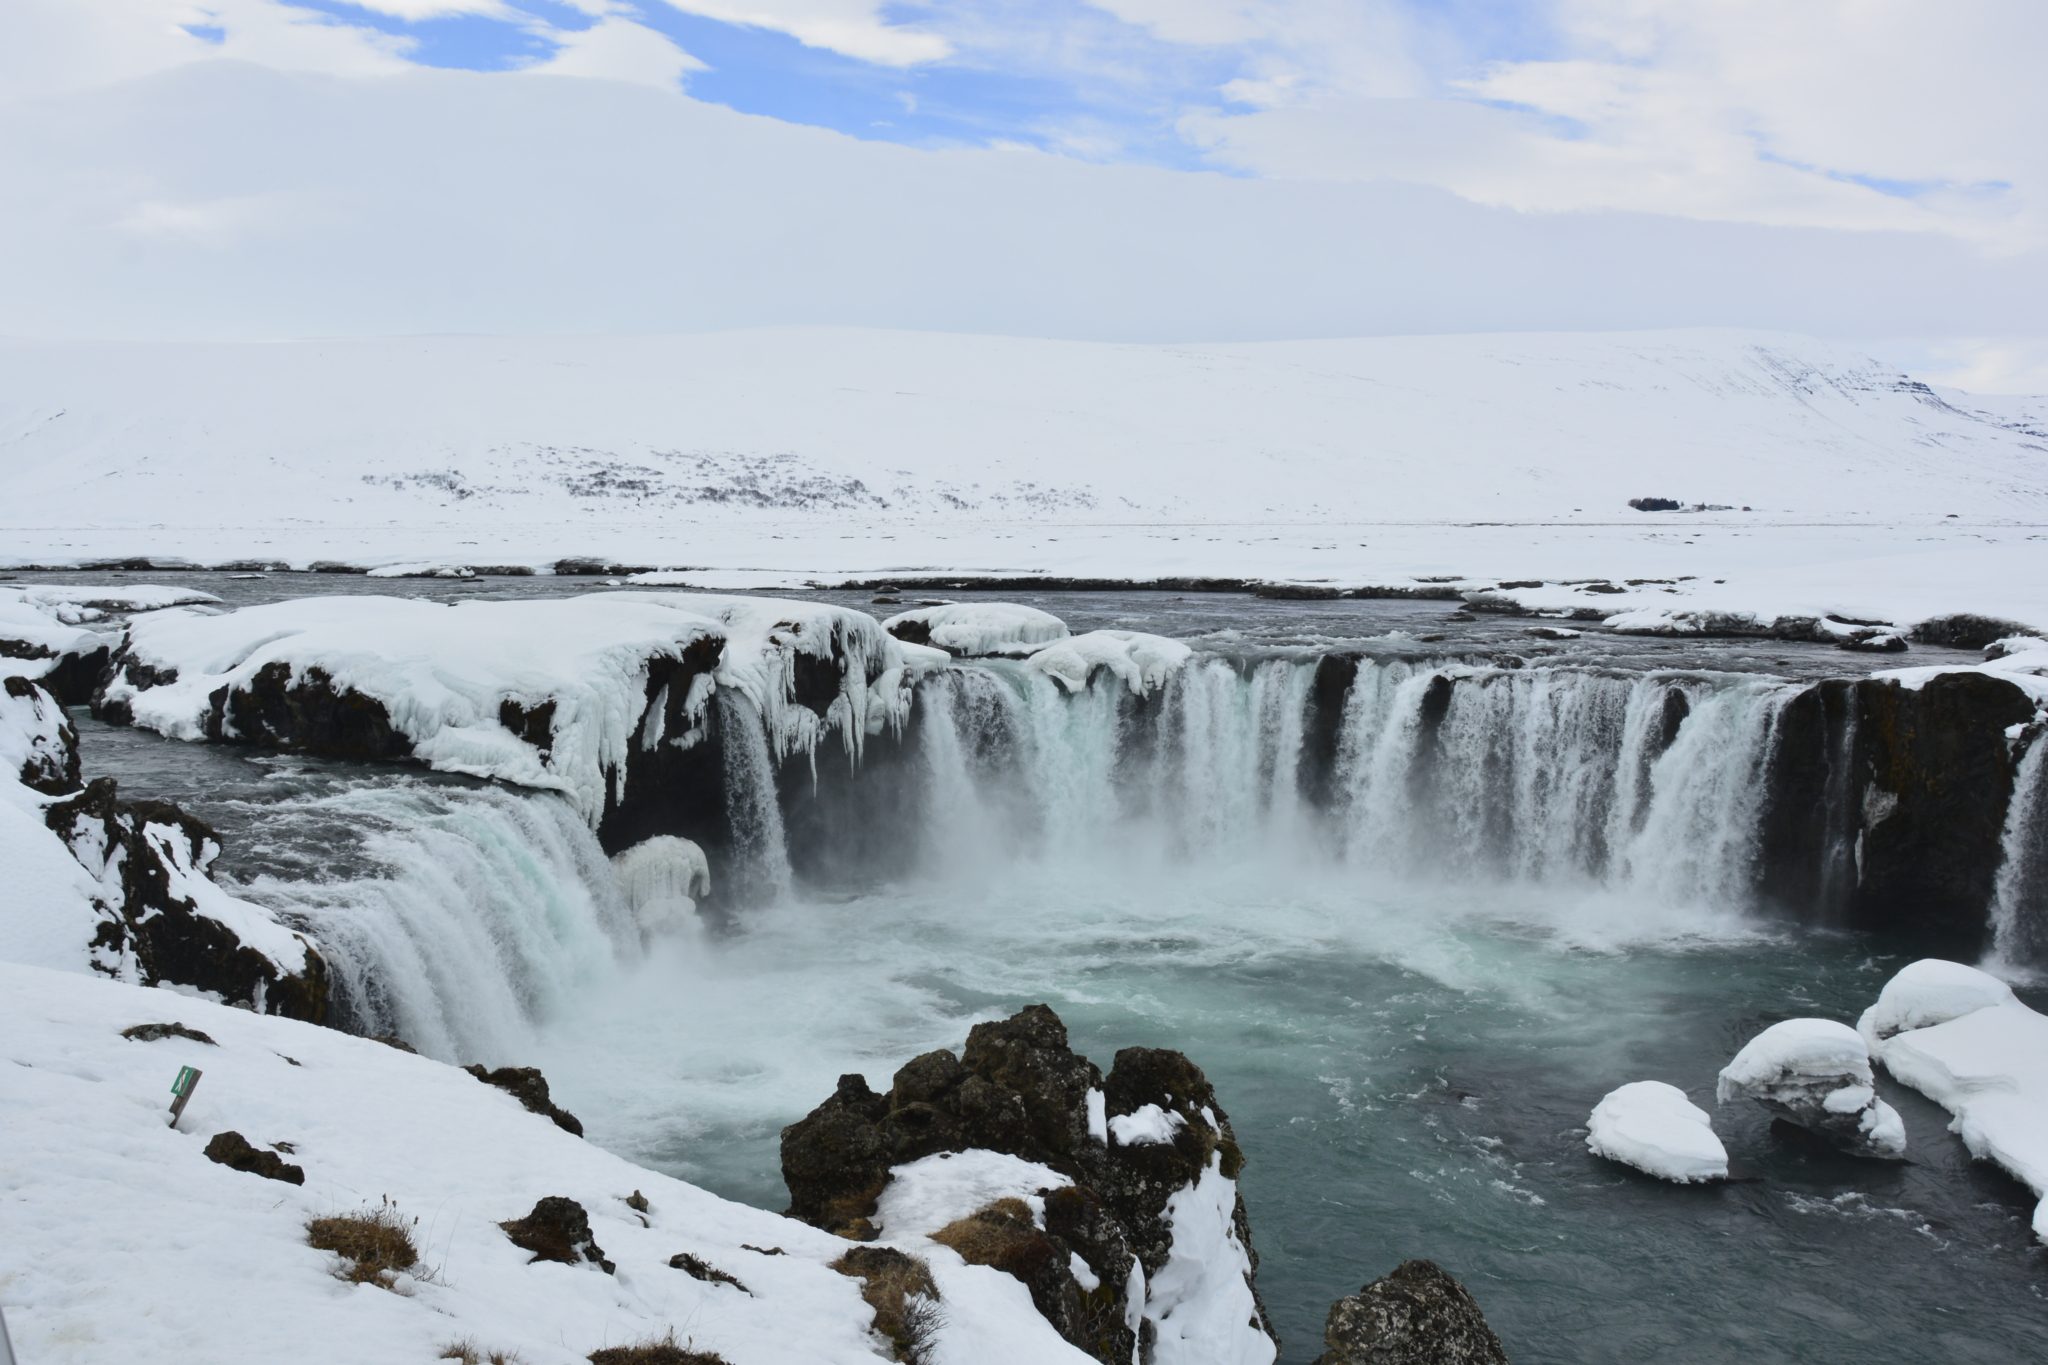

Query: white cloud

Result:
[1915,339,2048,396]
[1153,0,2046,251]
[0,0,412,100]
[523,15,704,89]
[1,57,2041,346]
[655,0,950,66]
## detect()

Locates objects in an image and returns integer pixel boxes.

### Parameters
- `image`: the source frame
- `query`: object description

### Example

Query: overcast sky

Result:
[4,1,2043,389]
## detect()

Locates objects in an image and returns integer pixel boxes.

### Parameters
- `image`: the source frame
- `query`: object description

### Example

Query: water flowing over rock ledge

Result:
[37,590,2047,970]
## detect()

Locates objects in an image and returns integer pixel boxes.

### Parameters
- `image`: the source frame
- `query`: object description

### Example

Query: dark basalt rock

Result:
[122,1021,217,1045]
[465,1064,584,1136]
[203,1131,305,1186]
[1301,654,1361,809]
[781,1005,1275,1364]
[500,1196,613,1273]
[668,1252,749,1293]
[498,698,557,756]
[1840,672,2034,952]
[46,778,329,1022]
[1911,613,2038,651]
[885,616,934,647]
[596,638,726,858]
[0,640,112,707]
[1313,1260,1508,1365]
[210,661,414,762]
[1253,583,1344,600]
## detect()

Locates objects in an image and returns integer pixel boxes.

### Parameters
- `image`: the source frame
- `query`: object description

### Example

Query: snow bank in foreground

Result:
[1027,629,1193,695]
[0,961,1097,1364]
[872,1149,1071,1240]
[1586,1081,1728,1183]
[1860,960,2048,1242]
[1146,1153,1276,1365]
[883,602,1071,658]
[1717,1019,1906,1159]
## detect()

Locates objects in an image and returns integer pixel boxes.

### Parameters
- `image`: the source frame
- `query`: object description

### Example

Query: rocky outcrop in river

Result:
[781,1004,1277,1363]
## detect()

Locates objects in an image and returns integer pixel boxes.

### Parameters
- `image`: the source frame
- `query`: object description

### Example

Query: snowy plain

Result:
[3,327,2045,635]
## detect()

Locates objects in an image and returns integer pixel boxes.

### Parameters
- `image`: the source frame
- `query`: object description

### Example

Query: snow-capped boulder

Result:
[780,1005,1278,1364]
[1585,1081,1728,1183]
[884,602,1071,658]
[1857,958,2019,1049]
[1859,959,2048,1243]
[1311,1260,1507,1365]
[1716,1019,1906,1159]
[1026,630,1193,696]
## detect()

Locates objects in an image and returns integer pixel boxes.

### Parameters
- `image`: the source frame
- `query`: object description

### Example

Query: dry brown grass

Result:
[306,1197,421,1290]
[439,1341,525,1365]
[830,1246,942,1363]
[929,1197,1040,1267]
[585,1332,730,1364]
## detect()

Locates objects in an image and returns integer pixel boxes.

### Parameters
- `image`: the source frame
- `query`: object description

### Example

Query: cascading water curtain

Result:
[1989,731,2048,967]
[239,782,635,1062]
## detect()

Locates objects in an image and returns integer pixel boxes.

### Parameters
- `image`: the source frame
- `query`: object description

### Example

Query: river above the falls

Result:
[56,574,2048,1363]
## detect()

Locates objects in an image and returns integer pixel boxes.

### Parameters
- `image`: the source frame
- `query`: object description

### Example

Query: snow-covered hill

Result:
[3,327,2046,629]
[4,327,2043,525]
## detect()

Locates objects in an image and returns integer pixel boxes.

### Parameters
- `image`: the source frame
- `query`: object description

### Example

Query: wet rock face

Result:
[1313,1260,1508,1365]
[46,777,329,1022]
[596,640,727,859]
[1760,672,2036,955]
[464,1065,584,1136]
[780,1005,1276,1364]
[500,1196,613,1273]
[210,661,415,762]
[5,674,81,794]
[1846,672,2035,952]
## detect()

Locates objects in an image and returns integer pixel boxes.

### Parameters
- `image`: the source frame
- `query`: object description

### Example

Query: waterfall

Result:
[235,781,635,1063]
[718,690,795,903]
[1989,732,2048,967]
[789,655,1800,912]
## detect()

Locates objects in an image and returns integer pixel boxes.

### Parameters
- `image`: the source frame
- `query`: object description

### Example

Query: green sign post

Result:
[168,1065,202,1129]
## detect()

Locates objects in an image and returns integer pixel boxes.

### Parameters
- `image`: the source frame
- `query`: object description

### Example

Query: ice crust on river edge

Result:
[1862,960,2048,1242]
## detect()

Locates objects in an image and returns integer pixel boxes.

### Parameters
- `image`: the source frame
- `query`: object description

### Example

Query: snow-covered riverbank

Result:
[5,327,2045,636]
